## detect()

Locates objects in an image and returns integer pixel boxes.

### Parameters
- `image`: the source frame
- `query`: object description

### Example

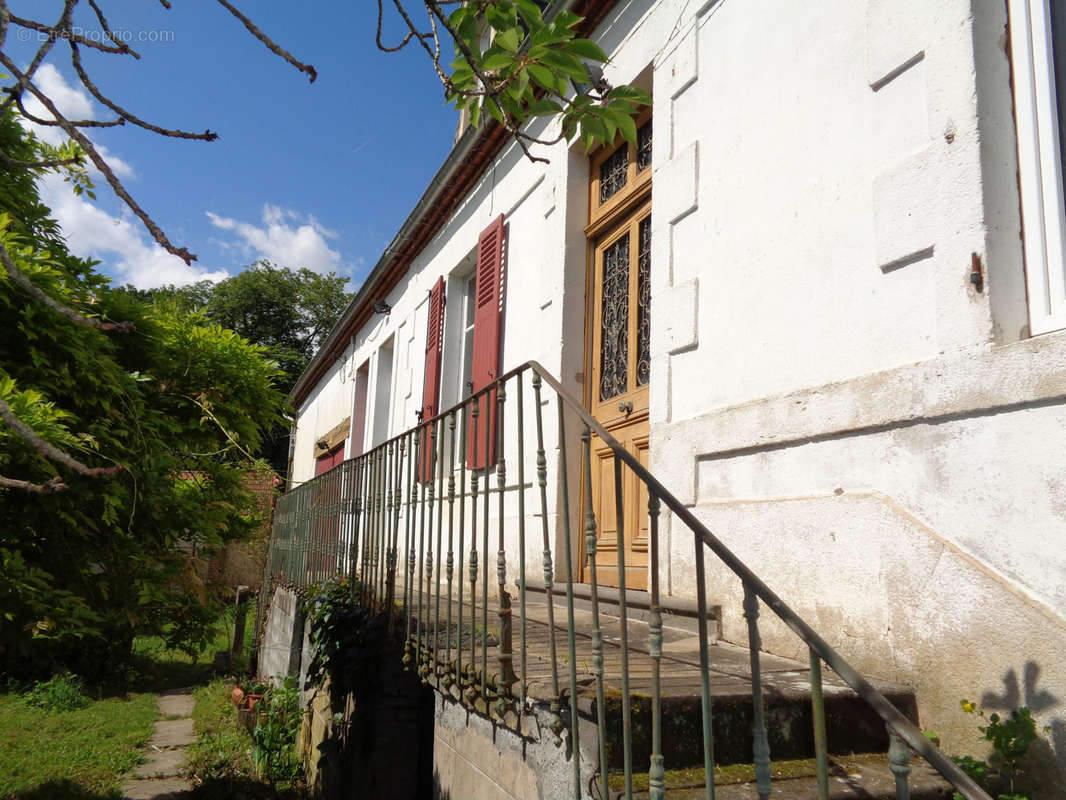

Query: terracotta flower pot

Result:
[244,693,264,710]
[231,686,245,706]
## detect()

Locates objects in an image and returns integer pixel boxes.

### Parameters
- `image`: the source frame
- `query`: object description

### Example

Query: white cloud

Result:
[206,204,343,274]
[21,64,134,178]
[40,175,229,289]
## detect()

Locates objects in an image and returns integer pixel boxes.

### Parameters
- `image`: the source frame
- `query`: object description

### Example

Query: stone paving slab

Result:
[149,718,196,748]
[133,748,187,779]
[123,777,192,799]
[157,692,195,717]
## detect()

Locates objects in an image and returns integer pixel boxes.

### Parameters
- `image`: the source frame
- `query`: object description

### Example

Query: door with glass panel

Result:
[585,118,653,590]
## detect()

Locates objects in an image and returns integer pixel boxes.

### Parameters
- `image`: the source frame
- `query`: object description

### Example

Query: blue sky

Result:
[7,1,460,289]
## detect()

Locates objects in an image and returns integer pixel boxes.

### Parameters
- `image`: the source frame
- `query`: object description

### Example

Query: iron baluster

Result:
[416,437,428,677]
[810,649,829,800]
[481,387,491,704]
[417,439,430,678]
[456,405,468,698]
[888,726,913,800]
[515,373,528,733]
[445,411,457,687]
[403,432,417,670]
[744,586,772,800]
[532,373,561,732]
[647,492,665,800]
[434,414,445,671]
[495,379,516,718]
[558,402,581,799]
[467,399,480,705]
[694,539,716,800]
[613,456,635,798]
[387,438,404,634]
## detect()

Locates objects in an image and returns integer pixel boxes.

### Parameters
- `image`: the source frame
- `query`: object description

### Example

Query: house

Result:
[280,0,1066,794]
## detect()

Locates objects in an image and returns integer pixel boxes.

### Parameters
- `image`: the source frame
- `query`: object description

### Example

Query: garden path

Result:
[122,689,195,799]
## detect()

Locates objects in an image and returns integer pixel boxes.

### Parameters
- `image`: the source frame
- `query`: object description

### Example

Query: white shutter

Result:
[1010,0,1066,334]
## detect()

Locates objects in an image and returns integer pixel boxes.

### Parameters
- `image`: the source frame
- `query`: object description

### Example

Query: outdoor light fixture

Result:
[372,299,391,315]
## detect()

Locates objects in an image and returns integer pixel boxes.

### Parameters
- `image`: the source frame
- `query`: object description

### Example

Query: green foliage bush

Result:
[22,672,89,712]
[304,578,386,710]
[251,677,304,785]
[0,107,287,678]
[950,700,1043,800]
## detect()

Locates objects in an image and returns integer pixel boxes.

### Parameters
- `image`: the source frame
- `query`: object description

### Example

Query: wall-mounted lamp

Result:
[372,299,391,315]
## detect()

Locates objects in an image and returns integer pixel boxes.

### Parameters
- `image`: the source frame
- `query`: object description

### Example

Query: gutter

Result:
[289,0,616,409]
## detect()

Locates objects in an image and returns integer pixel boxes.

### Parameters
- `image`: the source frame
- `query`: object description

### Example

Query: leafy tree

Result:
[204,263,349,393]
[0,0,648,672]
[121,265,351,474]
[0,109,287,674]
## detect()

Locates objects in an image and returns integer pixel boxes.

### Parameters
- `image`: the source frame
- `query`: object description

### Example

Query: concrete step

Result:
[588,673,918,769]
[605,754,952,799]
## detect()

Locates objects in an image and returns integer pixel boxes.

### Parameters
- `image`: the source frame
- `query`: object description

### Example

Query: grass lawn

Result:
[0,603,257,799]
[0,691,157,799]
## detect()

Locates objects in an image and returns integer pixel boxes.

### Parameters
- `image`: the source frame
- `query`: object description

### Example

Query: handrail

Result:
[527,360,990,800]
[262,359,992,800]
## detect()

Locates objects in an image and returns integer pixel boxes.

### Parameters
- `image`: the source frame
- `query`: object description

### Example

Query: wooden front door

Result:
[587,200,652,590]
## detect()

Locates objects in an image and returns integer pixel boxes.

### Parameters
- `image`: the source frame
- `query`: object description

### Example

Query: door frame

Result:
[580,114,653,585]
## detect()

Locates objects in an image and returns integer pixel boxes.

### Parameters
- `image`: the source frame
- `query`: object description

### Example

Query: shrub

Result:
[23,672,89,712]
[251,676,304,785]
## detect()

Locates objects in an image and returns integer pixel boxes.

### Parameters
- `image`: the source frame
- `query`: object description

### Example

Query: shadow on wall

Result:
[432,770,451,800]
[978,660,1064,796]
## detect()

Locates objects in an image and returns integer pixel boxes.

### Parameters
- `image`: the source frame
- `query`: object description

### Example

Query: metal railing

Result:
[258,360,992,800]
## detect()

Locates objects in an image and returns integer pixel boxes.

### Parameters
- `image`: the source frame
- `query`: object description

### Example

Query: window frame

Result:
[1010,0,1066,334]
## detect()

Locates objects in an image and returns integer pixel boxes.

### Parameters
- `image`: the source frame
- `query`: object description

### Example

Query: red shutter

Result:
[315,444,343,476]
[420,277,445,481]
[467,215,506,469]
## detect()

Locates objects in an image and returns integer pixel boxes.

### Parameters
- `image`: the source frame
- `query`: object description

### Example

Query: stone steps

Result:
[122,689,195,799]
[606,754,952,799]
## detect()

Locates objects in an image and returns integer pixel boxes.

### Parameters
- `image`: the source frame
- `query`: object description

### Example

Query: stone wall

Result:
[258,585,300,682]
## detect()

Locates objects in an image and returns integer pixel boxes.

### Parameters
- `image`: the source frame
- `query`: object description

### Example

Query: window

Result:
[314,443,344,476]
[459,273,477,400]
[371,336,394,447]
[416,218,506,475]
[349,360,369,458]
[1010,0,1066,334]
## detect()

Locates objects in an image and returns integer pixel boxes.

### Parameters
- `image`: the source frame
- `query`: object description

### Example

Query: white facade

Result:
[290,0,1066,782]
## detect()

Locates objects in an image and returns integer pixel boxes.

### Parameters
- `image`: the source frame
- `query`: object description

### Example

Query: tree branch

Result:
[86,0,142,59]
[0,237,135,332]
[0,395,123,479]
[0,149,84,170]
[214,0,317,83]
[0,53,197,263]
[0,474,67,493]
[70,43,218,141]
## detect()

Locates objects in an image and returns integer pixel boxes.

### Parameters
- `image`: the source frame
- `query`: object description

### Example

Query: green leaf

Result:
[526,98,564,117]
[538,49,589,82]
[566,38,608,62]
[481,52,515,71]
[580,124,596,152]
[555,10,583,29]
[494,26,522,53]
[608,85,653,106]
[485,97,505,124]
[528,64,566,95]
[485,4,516,31]
[514,0,544,28]
[616,111,637,144]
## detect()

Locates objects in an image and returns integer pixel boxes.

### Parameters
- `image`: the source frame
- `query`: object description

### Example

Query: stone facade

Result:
[287,0,1066,789]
